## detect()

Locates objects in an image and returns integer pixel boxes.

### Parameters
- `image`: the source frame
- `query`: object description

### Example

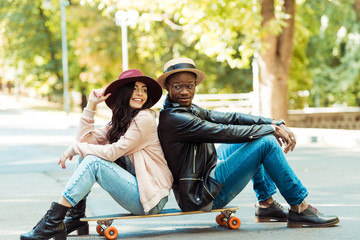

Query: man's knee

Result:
[258,135,279,149]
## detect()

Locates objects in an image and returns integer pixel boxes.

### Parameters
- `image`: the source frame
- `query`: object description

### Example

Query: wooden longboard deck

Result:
[81,207,239,222]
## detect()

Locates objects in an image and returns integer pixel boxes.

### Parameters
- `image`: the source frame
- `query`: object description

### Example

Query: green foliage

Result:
[288,8,313,109]
[89,0,258,93]
[1,0,359,109]
[67,3,123,95]
[81,0,269,94]
[0,0,63,100]
[298,0,360,107]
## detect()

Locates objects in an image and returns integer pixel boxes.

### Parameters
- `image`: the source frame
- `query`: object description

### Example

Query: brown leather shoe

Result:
[287,205,339,228]
[255,200,288,222]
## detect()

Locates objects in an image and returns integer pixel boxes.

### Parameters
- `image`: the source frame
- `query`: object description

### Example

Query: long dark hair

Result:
[106,81,153,144]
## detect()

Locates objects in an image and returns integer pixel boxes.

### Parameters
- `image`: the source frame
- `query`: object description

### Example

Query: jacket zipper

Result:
[202,181,215,199]
[179,177,201,181]
[193,145,197,174]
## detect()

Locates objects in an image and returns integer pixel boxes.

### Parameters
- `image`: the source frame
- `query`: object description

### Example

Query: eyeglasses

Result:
[170,83,196,92]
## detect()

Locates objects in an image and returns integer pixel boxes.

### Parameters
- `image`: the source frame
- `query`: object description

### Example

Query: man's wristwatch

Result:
[276,119,286,126]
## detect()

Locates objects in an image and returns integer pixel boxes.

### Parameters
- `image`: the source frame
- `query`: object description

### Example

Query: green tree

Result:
[89,0,294,120]
[2,0,359,112]
[66,2,123,108]
[0,0,63,100]
[299,0,360,107]
[0,0,124,109]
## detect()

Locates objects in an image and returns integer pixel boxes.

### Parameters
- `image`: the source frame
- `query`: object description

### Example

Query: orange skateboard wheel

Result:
[227,216,241,229]
[96,225,105,236]
[216,213,227,226]
[105,226,118,240]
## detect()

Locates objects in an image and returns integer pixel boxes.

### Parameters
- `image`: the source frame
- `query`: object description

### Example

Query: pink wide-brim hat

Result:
[104,69,162,109]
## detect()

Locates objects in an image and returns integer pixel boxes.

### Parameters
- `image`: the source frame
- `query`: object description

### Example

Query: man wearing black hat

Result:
[157,57,339,228]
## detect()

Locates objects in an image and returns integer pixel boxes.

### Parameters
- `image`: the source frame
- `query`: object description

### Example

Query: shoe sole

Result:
[287,219,340,228]
[255,217,287,222]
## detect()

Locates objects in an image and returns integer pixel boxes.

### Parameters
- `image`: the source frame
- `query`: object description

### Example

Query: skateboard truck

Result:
[96,219,118,240]
[215,209,241,229]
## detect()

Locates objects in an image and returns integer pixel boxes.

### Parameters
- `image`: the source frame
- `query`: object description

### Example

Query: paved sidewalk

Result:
[1,94,359,240]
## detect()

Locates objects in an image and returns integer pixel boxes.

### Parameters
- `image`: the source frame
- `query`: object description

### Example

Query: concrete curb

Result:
[291,127,360,148]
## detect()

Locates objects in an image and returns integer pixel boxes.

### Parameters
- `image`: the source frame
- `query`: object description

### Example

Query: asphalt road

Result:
[1,94,359,240]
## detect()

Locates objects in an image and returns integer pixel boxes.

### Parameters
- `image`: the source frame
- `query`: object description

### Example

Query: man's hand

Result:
[272,125,296,153]
[86,88,111,111]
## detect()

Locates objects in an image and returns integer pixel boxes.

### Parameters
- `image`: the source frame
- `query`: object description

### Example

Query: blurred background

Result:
[0,0,359,129]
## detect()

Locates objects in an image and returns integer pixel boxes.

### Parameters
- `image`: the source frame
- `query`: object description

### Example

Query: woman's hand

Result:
[272,125,296,154]
[86,88,111,111]
[58,145,75,169]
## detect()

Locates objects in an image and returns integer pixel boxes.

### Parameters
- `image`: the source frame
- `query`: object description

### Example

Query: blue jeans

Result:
[62,155,167,215]
[212,135,308,209]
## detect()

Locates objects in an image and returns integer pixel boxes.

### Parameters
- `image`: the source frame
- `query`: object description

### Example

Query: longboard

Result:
[81,206,240,239]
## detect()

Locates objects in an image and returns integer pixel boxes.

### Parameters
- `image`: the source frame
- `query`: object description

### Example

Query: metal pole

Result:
[252,52,260,115]
[121,19,129,71]
[14,76,19,101]
[60,0,70,114]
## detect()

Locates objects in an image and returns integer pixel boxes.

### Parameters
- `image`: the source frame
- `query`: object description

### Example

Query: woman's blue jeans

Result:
[212,135,308,209]
[62,155,167,215]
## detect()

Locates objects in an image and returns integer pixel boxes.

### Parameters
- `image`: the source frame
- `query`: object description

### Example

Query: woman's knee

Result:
[81,155,101,166]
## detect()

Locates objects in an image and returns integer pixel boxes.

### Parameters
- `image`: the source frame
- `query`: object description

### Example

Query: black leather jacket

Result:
[158,95,275,212]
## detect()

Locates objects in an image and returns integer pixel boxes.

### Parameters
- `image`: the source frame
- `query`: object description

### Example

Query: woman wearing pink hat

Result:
[20,69,173,240]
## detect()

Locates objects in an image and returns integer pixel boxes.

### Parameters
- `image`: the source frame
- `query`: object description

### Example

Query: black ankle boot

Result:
[64,199,89,235]
[20,202,69,240]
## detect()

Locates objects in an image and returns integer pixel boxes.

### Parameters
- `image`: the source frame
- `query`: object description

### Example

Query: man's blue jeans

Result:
[212,135,308,209]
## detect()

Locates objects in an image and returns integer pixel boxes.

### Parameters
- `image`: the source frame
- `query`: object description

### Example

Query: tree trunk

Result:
[257,0,295,124]
[80,85,87,110]
[355,0,360,20]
